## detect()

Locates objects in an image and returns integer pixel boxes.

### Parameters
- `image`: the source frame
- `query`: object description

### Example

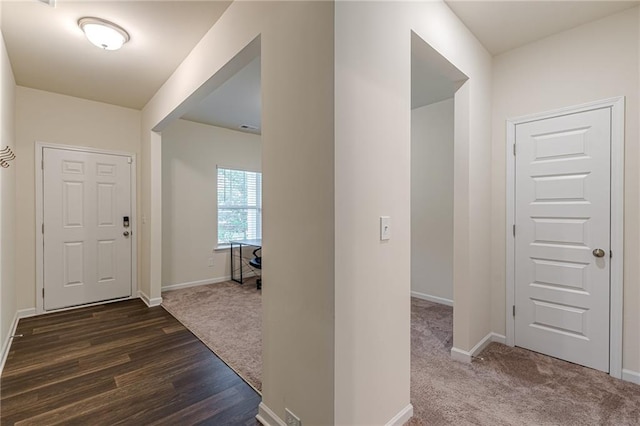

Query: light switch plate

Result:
[380,216,391,241]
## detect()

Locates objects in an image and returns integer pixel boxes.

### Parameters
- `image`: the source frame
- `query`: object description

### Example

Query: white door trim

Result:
[35,142,138,314]
[505,97,624,379]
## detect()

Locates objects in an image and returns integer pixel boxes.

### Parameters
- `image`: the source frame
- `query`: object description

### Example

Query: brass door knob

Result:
[592,248,605,258]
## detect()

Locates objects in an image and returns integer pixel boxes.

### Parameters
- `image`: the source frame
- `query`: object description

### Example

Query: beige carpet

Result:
[409,298,640,425]
[161,279,262,392]
[162,283,640,424]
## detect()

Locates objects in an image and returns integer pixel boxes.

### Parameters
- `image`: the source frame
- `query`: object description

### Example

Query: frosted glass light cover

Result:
[79,18,129,51]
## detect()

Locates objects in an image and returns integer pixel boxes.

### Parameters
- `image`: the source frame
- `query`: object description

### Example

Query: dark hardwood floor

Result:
[0,299,261,425]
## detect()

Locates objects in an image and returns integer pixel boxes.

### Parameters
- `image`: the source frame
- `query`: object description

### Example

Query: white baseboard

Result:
[490,333,506,345]
[1,308,36,374]
[162,276,231,292]
[386,403,414,426]
[1,310,20,374]
[411,291,453,307]
[451,332,505,363]
[622,369,640,385]
[18,308,37,319]
[138,291,162,307]
[256,402,414,426]
[256,402,286,426]
[450,346,472,363]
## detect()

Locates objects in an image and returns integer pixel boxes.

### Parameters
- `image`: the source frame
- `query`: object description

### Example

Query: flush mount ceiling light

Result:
[78,17,130,51]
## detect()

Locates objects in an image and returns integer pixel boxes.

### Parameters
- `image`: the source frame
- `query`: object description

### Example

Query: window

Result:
[217,167,262,244]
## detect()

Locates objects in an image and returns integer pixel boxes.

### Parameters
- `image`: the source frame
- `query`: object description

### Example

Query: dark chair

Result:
[249,247,262,290]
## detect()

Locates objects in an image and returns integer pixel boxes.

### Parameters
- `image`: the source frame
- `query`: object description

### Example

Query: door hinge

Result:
[42,288,45,298]
[513,144,516,156]
[513,224,516,236]
[42,223,44,234]
[512,305,516,317]
[41,159,44,170]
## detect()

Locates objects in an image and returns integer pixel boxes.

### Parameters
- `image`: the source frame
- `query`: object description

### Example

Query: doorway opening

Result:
[410,31,467,313]
[409,29,468,415]
[157,36,264,393]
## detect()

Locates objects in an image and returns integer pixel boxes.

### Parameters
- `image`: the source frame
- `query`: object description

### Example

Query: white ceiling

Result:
[412,32,467,109]
[182,56,261,134]
[190,1,640,129]
[1,0,231,109]
[1,1,638,130]
[445,0,640,55]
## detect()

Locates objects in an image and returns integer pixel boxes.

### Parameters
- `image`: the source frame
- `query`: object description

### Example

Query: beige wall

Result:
[0,27,16,360]
[411,99,455,302]
[261,4,335,421]
[142,2,335,424]
[14,87,141,310]
[161,119,261,288]
[334,2,492,422]
[491,8,640,373]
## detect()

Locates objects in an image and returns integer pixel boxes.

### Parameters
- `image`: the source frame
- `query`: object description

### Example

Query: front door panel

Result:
[43,148,132,310]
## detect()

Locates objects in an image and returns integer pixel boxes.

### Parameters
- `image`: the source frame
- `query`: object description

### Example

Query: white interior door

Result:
[514,107,611,372]
[43,148,132,310]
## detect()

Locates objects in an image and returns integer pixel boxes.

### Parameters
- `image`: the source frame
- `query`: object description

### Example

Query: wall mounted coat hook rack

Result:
[0,146,16,168]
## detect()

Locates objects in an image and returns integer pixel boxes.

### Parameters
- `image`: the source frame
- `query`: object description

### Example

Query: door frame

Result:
[505,97,625,379]
[35,142,138,314]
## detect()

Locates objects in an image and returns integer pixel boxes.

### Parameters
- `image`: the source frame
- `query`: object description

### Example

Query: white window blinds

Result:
[217,167,262,244]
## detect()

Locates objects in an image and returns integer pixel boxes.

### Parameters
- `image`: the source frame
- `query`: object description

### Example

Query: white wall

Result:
[144,0,490,423]
[161,119,260,289]
[491,8,640,373]
[411,98,454,303]
[14,87,141,311]
[0,23,17,363]
[334,2,492,423]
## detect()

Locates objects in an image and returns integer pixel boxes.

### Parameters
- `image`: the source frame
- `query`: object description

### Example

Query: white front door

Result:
[43,148,132,310]
[514,107,611,372]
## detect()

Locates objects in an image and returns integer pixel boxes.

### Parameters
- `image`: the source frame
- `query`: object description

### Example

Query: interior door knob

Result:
[123,231,130,237]
[592,248,605,258]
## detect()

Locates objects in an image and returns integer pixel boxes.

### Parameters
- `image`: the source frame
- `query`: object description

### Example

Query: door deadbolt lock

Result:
[592,248,605,258]
[123,231,130,237]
